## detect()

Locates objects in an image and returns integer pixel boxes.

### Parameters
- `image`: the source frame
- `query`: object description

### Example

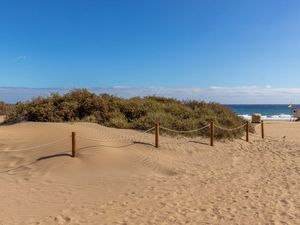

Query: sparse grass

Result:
[4,89,249,139]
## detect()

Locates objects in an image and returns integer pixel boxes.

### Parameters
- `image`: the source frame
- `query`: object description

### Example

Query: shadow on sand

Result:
[37,153,72,161]
[133,141,155,147]
[0,150,71,174]
[188,140,210,146]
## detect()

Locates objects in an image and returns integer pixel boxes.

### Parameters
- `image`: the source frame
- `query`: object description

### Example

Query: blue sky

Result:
[0,0,300,103]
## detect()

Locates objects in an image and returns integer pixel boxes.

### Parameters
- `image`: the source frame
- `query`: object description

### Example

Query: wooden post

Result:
[155,123,159,148]
[72,132,76,157]
[261,120,265,139]
[246,121,249,142]
[210,120,214,146]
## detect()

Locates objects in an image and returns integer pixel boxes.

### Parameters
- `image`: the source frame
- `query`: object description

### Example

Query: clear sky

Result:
[0,0,300,103]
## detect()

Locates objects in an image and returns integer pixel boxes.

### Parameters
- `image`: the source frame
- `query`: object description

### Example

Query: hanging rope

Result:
[77,126,155,142]
[142,127,155,134]
[0,136,69,153]
[214,123,246,131]
[160,124,210,134]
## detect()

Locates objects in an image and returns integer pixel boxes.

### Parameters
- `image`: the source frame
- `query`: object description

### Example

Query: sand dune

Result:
[0,115,5,124]
[0,121,299,225]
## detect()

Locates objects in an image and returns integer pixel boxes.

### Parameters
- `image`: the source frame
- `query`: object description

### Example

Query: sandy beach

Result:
[0,121,299,225]
[0,116,5,124]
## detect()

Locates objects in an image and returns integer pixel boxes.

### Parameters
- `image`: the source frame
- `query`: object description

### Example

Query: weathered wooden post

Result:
[155,123,159,148]
[72,132,76,157]
[246,121,249,142]
[210,120,214,146]
[261,120,265,139]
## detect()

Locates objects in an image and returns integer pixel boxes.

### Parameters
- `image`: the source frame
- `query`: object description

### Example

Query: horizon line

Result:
[1,86,300,105]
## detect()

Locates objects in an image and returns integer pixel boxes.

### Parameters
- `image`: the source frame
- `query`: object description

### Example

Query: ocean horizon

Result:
[226,104,300,121]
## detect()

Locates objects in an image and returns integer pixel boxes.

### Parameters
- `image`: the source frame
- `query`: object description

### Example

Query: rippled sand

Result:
[0,121,299,225]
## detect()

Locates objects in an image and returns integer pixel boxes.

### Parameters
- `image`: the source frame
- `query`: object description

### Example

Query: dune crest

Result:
[0,122,299,225]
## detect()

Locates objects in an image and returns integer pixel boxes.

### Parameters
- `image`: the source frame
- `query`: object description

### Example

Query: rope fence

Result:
[0,121,266,158]
[156,120,263,147]
[0,137,69,153]
[214,123,246,131]
[160,124,210,134]
[0,121,267,173]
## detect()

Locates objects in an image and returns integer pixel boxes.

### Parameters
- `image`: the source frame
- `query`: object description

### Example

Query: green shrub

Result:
[0,101,14,116]
[4,89,248,139]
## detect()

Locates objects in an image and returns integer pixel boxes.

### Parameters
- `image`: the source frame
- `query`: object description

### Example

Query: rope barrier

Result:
[0,137,69,153]
[77,143,136,151]
[0,122,267,174]
[142,127,155,134]
[214,123,246,131]
[77,135,134,143]
[160,124,210,134]
[131,127,155,141]
[77,136,111,142]
[77,127,155,142]
[159,123,246,134]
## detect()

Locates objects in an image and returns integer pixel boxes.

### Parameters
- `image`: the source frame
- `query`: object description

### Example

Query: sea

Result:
[225,104,300,121]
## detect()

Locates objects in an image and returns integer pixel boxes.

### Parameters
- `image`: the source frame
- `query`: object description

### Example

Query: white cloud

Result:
[14,56,27,61]
[1,86,300,104]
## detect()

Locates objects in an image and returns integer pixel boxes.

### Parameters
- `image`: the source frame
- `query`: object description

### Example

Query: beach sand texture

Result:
[0,121,299,225]
[0,116,5,124]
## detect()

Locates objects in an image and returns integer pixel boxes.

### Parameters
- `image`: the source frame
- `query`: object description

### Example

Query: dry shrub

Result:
[4,89,248,139]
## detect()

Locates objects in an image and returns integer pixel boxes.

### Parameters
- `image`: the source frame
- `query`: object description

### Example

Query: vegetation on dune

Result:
[0,101,14,116]
[4,89,249,139]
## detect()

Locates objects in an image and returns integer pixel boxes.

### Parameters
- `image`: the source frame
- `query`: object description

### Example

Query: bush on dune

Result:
[4,89,249,139]
[0,101,14,116]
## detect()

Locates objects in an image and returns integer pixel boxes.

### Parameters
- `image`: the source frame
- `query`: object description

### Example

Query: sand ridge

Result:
[0,122,299,225]
[0,115,5,124]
